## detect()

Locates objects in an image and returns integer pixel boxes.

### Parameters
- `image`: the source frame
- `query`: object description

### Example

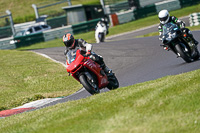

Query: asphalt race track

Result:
[31,30,200,108]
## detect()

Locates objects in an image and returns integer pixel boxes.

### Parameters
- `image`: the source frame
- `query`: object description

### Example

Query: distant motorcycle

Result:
[95,22,107,43]
[161,22,199,62]
[66,49,119,95]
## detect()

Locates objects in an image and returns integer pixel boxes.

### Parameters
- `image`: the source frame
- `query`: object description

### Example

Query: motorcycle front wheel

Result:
[175,43,193,63]
[79,74,100,95]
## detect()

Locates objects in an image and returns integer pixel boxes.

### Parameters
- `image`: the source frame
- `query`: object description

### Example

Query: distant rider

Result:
[63,33,112,74]
[158,9,198,48]
[96,17,110,35]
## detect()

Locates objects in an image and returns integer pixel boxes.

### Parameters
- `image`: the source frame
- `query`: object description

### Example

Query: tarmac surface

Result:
[31,30,200,108]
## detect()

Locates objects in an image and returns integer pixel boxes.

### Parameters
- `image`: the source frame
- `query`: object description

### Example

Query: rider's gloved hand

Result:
[86,50,91,56]
[64,49,67,55]
[159,34,163,41]
[163,44,170,51]
[106,30,109,35]
[179,22,185,29]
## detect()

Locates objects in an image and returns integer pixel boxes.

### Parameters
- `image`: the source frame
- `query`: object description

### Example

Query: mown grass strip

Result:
[0,0,100,24]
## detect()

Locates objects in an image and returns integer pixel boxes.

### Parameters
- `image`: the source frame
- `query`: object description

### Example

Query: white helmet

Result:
[158,10,170,24]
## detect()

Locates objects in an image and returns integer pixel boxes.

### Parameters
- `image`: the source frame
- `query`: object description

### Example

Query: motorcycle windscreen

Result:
[162,22,179,35]
[66,50,84,72]
[66,49,78,64]
[162,22,179,41]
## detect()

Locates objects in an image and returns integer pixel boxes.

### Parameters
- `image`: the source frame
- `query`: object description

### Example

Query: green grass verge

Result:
[16,31,96,50]
[0,69,200,132]
[0,50,82,110]
[0,0,99,24]
[17,4,200,50]
[0,4,200,132]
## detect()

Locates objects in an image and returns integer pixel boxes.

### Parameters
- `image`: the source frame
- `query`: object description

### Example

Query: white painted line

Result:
[76,88,85,93]
[14,98,61,109]
[106,16,189,40]
[106,24,159,40]
[33,51,67,68]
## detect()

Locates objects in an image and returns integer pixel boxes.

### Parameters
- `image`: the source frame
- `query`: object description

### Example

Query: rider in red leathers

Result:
[63,33,112,74]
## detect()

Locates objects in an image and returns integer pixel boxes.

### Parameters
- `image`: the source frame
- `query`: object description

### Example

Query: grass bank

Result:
[0,69,200,132]
[0,50,81,110]
[17,4,200,50]
[0,0,99,24]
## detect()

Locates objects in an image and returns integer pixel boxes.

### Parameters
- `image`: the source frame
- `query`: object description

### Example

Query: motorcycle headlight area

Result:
[166,32,176,41]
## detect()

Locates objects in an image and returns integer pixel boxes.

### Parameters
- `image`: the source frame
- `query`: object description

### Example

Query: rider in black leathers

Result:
[158,10,198,46]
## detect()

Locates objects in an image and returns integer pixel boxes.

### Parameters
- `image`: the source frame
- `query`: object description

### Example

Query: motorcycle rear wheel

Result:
[79,74,100,95]
[98,33,105,42]
[107,74,119,90]
[175,43,193,63]
[193,48,200,61]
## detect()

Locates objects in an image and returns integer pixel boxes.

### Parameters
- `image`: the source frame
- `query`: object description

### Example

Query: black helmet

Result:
[101,17,108,22]
[101,18,105,22]
[63,33,75,48]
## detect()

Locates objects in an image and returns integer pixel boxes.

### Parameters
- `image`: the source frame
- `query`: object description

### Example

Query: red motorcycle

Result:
[66,49,119,95]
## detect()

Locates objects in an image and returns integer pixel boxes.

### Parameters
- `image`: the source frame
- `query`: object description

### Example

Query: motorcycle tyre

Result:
[107,74,119,90]
[193,48,200,61]
[79,74,100,95]
[175,43,193,63]
[98,33,105,42]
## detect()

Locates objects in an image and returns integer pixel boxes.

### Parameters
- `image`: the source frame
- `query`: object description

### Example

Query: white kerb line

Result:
[33,51,67,68]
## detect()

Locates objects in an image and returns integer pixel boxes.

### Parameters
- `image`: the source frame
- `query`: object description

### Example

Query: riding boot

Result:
[189,35,199,45]
[103,65,112,74]
[187,30,199,45]
[192,38,199,45]
[90,54,112,75]
[101,64,113,77]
